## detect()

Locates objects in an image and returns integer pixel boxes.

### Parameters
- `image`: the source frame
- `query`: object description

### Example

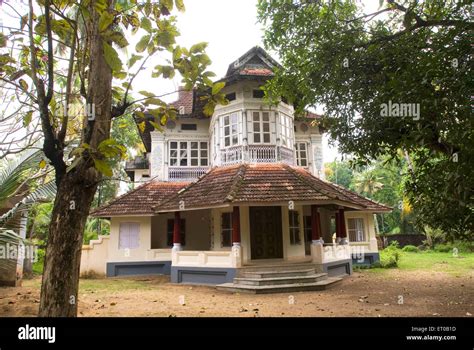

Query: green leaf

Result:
[139,90,155,98]
[93,159,113,177]
[127,54,143,68]
[141,17,152,33]
[23,111,33,127]
[175,0,185,12]
[190,42,207,54]
[102,42,123,72]
[39,159,46,169]
[135,34,151,53]
[212,82,225,95]
[19,79,28,91]
[99,12,114,32]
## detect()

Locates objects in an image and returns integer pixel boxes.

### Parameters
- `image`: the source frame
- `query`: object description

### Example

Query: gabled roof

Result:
[155,163,391,213]
[222,46,280,83]
[91,181,189,217]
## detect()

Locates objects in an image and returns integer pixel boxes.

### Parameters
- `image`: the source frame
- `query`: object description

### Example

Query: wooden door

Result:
[250,206,283,259]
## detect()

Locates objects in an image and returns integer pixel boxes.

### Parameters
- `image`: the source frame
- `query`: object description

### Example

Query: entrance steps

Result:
[216,264,343,294]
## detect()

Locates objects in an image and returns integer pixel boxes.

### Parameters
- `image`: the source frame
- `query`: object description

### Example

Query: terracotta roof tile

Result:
[156,163,391,212]
[91,181,189,217]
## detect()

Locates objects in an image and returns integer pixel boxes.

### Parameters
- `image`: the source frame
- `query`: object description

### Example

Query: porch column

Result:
[232,206,241,246]
[310,205,323,244]
[337,208,348,245]
[231,206,242,268]
[172,211,182,251]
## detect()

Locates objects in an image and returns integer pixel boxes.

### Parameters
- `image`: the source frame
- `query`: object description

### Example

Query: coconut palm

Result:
[353,171,384,197]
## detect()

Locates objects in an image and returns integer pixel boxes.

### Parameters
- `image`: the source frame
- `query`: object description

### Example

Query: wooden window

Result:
[119,222,140,249]
[181,123,197,131]
[279,113,293,147]
[289,210,301,245]
[296,142,308,167]
[348,218,366,242]
[222,113,239,147]
[166,219,186,246]
[221,212,232,247]
[252,111,271,144]
[252,89,265,98]
[169,141,208,167]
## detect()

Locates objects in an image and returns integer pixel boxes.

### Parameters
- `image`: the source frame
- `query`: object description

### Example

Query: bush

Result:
[434,243,453,253]
[379,248,400,268]
[385,240,400,250]
[434,241,474,254]
[402,245,419,252]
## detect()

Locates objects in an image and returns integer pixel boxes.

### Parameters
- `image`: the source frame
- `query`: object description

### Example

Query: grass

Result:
[23,276,166,292]
[368,250,474,276]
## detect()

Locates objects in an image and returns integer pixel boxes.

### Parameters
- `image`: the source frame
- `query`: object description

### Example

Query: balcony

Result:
[220,145,295,166]
[125,157,149,170]
[168,166,209,182]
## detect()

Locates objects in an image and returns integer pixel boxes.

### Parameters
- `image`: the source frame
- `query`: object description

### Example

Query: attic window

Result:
[252,89,265,99]
[181,124,197,131]
[226,92,236,101]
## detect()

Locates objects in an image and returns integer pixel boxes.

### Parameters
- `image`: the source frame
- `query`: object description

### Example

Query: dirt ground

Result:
[0,270,472,317]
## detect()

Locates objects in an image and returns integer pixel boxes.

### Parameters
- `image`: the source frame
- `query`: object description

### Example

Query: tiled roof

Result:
[170,89,194,115]
[155,163,391,213]
[91,181,189,217]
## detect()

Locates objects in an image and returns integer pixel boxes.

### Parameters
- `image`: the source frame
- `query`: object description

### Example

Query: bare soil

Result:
[0,270,472,317]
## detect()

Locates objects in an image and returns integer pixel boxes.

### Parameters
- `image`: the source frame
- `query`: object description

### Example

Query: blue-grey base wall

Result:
[321,259,352,277]
[106,261,171,277]
[171,266,237,285]
[352,252,380,266]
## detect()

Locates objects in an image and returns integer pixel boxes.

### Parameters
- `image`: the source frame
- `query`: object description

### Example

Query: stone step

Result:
[240,268,316,279]
[216,277,343,294]
[233,273,327,286]
[238,263,316,275]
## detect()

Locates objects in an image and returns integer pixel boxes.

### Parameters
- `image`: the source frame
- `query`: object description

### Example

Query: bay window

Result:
[222,113,239,147]
[278,113,292,147]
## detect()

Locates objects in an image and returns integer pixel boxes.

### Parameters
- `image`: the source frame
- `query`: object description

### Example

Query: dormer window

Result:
[252,89,265,99]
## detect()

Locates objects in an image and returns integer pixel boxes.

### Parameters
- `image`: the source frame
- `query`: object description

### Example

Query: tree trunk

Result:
[38,1,113,317]
[38,171,98,316]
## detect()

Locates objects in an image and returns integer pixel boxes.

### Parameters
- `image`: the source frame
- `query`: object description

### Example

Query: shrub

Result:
[402,245,419,253]
[385,240,400,250]
[379,248,400,268]
[434,243,453,253]
[32,247,45,274]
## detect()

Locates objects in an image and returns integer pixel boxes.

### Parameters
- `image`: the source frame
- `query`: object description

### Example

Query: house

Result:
[83,47,390,291]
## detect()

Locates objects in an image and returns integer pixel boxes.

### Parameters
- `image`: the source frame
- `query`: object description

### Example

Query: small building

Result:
[84,47,390,291]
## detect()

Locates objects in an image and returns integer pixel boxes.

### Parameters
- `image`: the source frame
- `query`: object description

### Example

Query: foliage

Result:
[378,248,400,268]
[324,161,354,189]
[258,0,473,239]
[402,245,419,253]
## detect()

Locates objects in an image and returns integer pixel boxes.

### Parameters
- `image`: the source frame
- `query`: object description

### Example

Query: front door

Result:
[250,206,283,260]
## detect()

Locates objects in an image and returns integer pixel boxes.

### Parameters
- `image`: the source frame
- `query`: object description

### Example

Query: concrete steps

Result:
[216,264,343,294]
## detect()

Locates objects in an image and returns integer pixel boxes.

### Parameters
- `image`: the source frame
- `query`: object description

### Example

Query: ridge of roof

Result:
[225,164,248,202]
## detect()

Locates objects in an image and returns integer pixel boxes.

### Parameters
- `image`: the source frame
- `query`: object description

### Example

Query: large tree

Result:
[258,0,473,239]
[0,0,226,316]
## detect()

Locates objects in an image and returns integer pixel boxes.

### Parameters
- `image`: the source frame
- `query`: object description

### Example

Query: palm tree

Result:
[353,171,384,197]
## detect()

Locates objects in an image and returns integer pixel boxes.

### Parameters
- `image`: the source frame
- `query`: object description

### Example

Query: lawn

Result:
[367,250,474,276]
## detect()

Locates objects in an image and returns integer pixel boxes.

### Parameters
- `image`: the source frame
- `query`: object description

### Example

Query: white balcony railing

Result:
[220,145,295,165]
[168,166,209,182]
